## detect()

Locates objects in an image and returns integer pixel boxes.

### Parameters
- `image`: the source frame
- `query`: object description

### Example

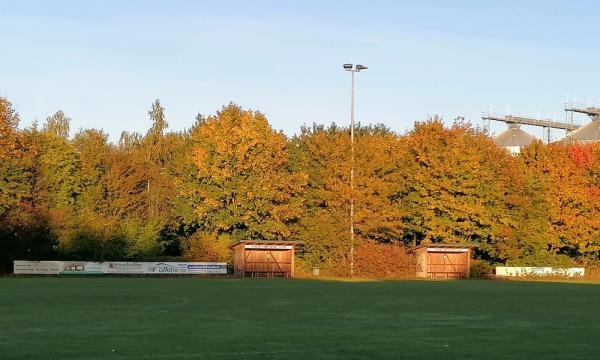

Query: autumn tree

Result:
[0,98,57,271]
[489,141,555,265]
[141,100,178,254]
[3,95,600,271]
[289,124,350,268]
[291,123,406,271]
[520,141,600,263]
[0,98,30,217]
[395,118,515,259]
[182,104,306,260]
[73,129,111,213]
[35,112,81,210]
[163,126,203,255]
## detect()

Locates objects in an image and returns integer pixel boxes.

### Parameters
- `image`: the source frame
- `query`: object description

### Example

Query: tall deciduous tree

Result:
[36,115,81,211]
[44,110,71,139]
[1,98,57,272]
[73,129,111,213]
[145,99,169,165]
[396,119,514,257]
[290,124,351,268]
[0,98,30,217]
[3,96,600,271]
[291,123,407,270]
[521,142,600,262]
[183,104,306,260]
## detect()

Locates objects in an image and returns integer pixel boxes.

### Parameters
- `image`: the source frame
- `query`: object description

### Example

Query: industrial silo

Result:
[493,125,537,154]
[555,119,600,144]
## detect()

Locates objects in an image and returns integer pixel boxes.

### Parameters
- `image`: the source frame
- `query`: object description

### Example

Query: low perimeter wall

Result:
[13,260,228,275]
[495,266,585,277]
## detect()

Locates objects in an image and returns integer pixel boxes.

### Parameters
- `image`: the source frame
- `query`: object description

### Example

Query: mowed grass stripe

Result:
[0,278,599,359]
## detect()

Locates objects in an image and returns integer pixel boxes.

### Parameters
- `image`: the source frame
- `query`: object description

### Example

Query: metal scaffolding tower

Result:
[482,112,581,144]
[564,104,600,122]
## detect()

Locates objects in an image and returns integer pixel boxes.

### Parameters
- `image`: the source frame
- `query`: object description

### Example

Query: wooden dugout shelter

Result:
[230,240,302,278]
[411,244,476,279]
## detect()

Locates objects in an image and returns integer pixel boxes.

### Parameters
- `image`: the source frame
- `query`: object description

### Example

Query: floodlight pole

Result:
[350,69,355,278]
[344,64,367,277]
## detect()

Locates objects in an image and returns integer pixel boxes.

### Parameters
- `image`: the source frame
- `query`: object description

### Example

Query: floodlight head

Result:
[343,63,353,71]
[356,64,368,71]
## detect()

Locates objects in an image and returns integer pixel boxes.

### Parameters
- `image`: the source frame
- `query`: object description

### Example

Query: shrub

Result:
[354,240,414,279]
[470,259,494,278]
[182,232,231,262]
[507,252,575,268]
[68,229,127,261]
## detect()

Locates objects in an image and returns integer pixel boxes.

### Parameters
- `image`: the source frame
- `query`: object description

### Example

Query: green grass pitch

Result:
[1,278,599,359]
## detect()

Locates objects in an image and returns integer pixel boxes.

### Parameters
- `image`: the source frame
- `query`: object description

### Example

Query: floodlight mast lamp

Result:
[343,63,368,277]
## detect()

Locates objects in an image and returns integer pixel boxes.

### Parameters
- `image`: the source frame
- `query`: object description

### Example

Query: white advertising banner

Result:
[104,262,146,274]
[13,261,62,275]
[426,248,469,253]
[244,244,293,250]
[496,267,585,277]
[144,262,228,274]
[61,261,105,274]
[14,261,227,275]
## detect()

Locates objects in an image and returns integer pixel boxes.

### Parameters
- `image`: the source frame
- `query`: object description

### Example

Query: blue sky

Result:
[1,0,599,141]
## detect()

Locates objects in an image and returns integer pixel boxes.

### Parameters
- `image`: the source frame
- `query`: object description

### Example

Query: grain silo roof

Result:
[493,127,537,147]
[556,120,600,144]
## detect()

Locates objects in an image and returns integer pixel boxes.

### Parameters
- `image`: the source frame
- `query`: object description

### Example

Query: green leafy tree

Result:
[144,99,169,165]
[35,121,81,211]
[43,110,71,139]
[73,129,111,213]
[119,131,143,152]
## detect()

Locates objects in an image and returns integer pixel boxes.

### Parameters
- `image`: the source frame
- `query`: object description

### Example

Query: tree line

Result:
[1,97,599,274]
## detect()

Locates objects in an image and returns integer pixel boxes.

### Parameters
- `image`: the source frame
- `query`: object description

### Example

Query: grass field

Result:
[1,278,599,359]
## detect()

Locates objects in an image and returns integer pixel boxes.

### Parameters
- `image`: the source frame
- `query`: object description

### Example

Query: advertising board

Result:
[105,262,146,274]
[244,244,293,250]
[181,263,228,274]
[145,262,228,274]
[426,248,469,253]
[495,267,585,277]
[61,262,104,275]
[13,261,228,275]
[13,261,62,275]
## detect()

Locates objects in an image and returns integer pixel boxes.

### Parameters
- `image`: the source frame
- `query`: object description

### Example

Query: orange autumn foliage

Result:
[4,95,600,273]
[354,240,414,279]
